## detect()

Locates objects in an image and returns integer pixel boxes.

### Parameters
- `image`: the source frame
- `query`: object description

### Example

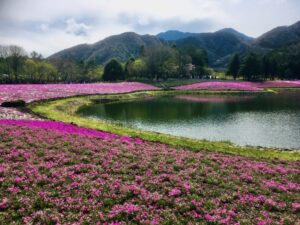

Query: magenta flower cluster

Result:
[0,82,158,104]
[0,120,299,224]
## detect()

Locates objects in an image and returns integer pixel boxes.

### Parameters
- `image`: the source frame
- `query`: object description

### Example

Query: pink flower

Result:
[15,176,23,183]
[8,186,20,193]
[169,188,181,196]
[0,82,159,105]
[174,81,263,91]
[150,219,160,225]
[109,222,123,225]
[0,198,8,209]
[126,204,139,213]
[292,202,300,212]
[204,214,215,221]
[257,218,273,225]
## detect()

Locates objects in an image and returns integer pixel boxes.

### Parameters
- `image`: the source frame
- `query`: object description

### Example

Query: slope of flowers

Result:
[0,82,158,119]
[257,80,300,88]
[173,80,300,91]
[0,82,158,104]
[0,120,299,224]
[173,81,263,91]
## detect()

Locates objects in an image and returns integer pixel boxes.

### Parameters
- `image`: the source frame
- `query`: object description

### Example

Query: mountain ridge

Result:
[49,32,163,65]
[48,20,300,68]
[253,21,300,49]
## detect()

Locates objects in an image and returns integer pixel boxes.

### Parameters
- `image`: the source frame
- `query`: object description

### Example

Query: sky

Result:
[0,0,300,57]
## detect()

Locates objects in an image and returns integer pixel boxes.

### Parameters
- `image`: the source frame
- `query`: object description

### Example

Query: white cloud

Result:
[39,23,49,32]
[65,18,91,36]
[0,0,299,56]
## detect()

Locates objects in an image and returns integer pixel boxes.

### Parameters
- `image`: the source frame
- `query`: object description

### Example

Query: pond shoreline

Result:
[29,89,300,161]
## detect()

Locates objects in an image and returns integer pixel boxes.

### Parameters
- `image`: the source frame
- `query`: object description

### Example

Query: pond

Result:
[77,91,300,149]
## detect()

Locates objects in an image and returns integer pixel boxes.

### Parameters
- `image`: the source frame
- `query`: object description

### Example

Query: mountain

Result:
[174,28,253,67]
[48,21,300,68]
[48,29,253,67]
[254,21,300,49]
[157,28,253,43]
[216,28,254,43]
[156,30,196,41]
[48,32,162,65]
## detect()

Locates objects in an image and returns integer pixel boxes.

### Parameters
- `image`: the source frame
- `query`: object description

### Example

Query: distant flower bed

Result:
[0,119,299,224]
[0,82,158,104]
[257,80,300,88]
[173,80,300,91]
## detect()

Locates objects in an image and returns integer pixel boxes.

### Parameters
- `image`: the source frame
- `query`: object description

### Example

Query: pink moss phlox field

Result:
[0,82,158,104]
[0,119,141,142]
[0,120,299,224]
[173,80,300,91]
[173,81,263,91]
[257,80,300,88]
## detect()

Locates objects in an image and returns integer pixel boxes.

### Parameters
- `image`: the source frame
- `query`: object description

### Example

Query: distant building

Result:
[186,63,195,72]
[185,63,196,78]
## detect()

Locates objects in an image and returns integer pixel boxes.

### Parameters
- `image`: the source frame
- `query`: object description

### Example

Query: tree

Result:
[30,51,43,61]
[139,45,146,57]
[102,59,125,81]
[177,46,207,78]
[179,54,192,78]
[0,46,10,82]
[262,56,270,80]
[144,45,177,80]
[8,45,27,82]
[0,45,26,82]
[239,53,261,81]
[86,65,104,81]
[36,61,57,83]
[161,58,179,80]
[125,57,135,79]
[227,54,240,80]
[126,59,147,79]
[24,59,37,82]
[268,59,277,80]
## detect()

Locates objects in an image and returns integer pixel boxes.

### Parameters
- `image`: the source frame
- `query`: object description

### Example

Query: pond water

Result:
[77,91,300,149]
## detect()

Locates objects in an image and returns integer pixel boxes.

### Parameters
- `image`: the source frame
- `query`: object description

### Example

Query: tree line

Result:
[0,45,58,83]
[0,45,104,84]
[0,44,209,83]
[227,52,300,81]
[103,44,209,81]
[1,43,299,84]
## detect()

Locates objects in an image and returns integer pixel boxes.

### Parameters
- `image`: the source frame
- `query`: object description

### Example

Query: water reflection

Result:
[77,92,300,149]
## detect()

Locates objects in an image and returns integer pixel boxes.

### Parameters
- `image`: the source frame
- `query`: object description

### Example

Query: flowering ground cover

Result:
[173,81,263,91]
[173,80,300,91]
[0,119,299,224]
[257,80,300,88]
[0,82,158,120]
[0,82,159,105]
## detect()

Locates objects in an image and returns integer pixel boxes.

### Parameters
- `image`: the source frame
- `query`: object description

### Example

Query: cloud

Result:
[119,15,216,33]
[65,18,90,36]
[39,23,50,32]
[0,0,299,56]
